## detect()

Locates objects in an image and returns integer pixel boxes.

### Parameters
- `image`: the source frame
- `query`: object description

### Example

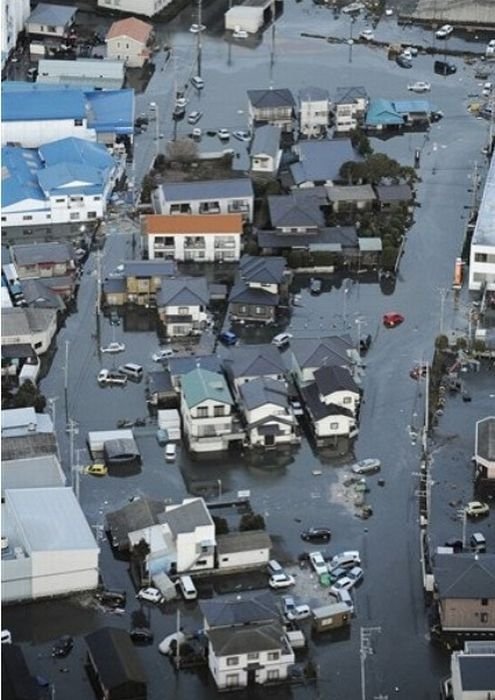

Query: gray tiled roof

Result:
[258,226,358,251]
[224,343,286,379]
[476,417,495,462]
[458,656,495,691]
[229,281,279,306]
[291,138,361,185]
[208,622,287,655]
[239,377,289,410]
[157,277,209,307]
[268,193,325,229]
[103,276,126,294]
[22,279,65,310]
[434,553,495,599]
[239,255,287,285]
[200,594,277,628]
[11,242,73,266]
[2,308,56,337]
[298,86,329,102]
[335,86,368,105]
[105,497,165,549]
[148,370,173,394]
[1,434,57,461]
[301,381,353,421]
[122,260,176,278]
[251,125,281,159]
[247,88,295,109]
[28,3,76,26]
[291,335,353,370]
[160,498,213,536]
[326,185,376,202]
[159,178,253,203]
[375,184,413,203]
[314,365,359,396]
[216,530,272,554]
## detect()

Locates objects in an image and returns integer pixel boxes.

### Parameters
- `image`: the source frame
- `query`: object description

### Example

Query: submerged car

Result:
[408,81,431,93]
[187,111,203,124]
[100,341,125,354]
[301,528,331,542]
[85,463,108,476]
[233,130,251,141]
[165,443,177,462]
[152,347,174,362]
[287,604,311,621]
[383,312,404,328]
[465,501,490,518]
[269,573,295,589]
[309,551,328,577]
[52,636,74,658]
[219,331,238,346]
[136,587,164,604]
[436,24,453,39]
[351,458,381,475]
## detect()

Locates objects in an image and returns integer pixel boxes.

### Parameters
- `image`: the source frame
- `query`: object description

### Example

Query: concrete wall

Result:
[2,119,94,149]
[440,597,495,631]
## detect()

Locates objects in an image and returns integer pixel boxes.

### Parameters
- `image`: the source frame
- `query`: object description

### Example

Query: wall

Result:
[2,119,94,149]
[315,413,355,438]
[217,547,269,570]
[320,388,359,414]
[107,36,147,68]
[469,242,495,291]
[175,523,215,572]
[98,0,172,18]
[2,315,57,354]
[440,597,495,631]
[31,549,99,598]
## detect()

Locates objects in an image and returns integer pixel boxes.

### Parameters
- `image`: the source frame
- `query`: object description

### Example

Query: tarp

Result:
[153,572,177,601]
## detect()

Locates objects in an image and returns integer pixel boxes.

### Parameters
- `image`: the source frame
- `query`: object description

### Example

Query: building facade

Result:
[153,179,254,223]
[298,87,330,138]
[469,152,495,291]
[98,0,172,18]
[106,17,153,68]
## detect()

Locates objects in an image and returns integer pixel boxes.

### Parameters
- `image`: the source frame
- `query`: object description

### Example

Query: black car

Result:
[95,589,126,608]
[396,54,412,69]
[109,310,120,326]
[301,528,331,542]
[309,278,322,295]
[130,627,154,644]
[434,60,457,76]
[444,538,463,553]
[52,635,74,658]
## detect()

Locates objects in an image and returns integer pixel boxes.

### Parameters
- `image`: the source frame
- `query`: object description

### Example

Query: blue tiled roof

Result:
[2,83,86,121]
[1,146,45,207]
[87,89,134,134]
[365,99,403,126]
[37,162,106,195]
[27,3,76,27]
[290,139,360,185]
[40,138,114,170]
[392,99,432,114]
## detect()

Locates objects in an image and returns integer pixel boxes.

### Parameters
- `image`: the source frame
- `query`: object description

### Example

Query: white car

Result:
[136,587,163,604]
[152,348,174,362]
[331,575,355,591]
[269,573,295,589]
[158,631,186,655]
[286,604,311,621]
[482,82,492,97]
[360,29,374,41]
[465,501,490,518]
[407,81,431,93]
[187,111,203,124]
[192,128,202,139]
[218,128,230,140]
[232,130,251,142]
[436,24,453,39]
[189,23,205,33]
[190,76,204,90]
[100,341,125,354]
[329,551,361,570]
[309,551,328,577]
[351,458,381,475]
[165,443,177,462]
[1,630,12,644]
[272,332,292,348]
[233,28,248,39]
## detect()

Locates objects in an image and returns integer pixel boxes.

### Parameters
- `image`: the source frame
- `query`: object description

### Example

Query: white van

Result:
[272,332,292,348]
[118,363,144,381]
[178,575,197,600]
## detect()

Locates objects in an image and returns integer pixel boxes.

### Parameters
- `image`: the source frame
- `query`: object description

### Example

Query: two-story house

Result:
[290,335,358,386]
[223,343,287,397]
[228,255,289,324]
[334,86,368,132]
[247,88,295,133]
[103,260,177,307]
[239,377,300,448]
[473,416,495,486]
[434,553,495,632]
[153,178,254,223]
[10,241,77,300]
[181,368,242,453]
[298,87,330,138]
[249,125,282,177]
[313,365,361,416]
[156,277,209,338]
[446,641,495,700]
[105,17,153,68]
[143,213,243,262]
[290,138,361,189]
[201,596,295,691]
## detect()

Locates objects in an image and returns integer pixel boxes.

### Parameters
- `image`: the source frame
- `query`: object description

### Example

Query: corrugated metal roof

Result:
[247,88,295,109]
[181,368,233,408]
[27,3,76,27]
[472,151,495,246]
[1,84,86,121]
[250,124,281,159]
[159,178,253,203]
[37,58,125,89]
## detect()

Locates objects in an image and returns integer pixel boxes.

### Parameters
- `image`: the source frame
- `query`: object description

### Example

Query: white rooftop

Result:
[472,152,495,247]
[1,407,54,437]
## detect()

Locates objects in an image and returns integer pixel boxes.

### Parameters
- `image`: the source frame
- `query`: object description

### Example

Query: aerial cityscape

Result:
[1,0,494,698]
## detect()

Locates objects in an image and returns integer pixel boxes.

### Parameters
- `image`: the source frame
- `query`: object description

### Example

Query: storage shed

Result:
[104,438,141,466]
[85,627,147,700]
[311,602,351,632]
[225,5,264,33]
[87,429,134,458]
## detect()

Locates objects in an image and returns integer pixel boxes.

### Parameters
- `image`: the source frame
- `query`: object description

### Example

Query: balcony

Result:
[228,202,250,214]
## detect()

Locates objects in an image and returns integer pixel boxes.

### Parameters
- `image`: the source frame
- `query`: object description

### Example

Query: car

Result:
[331,575,355,591]
[158,631,186,655]
[232,130,251,141]
[165,443,177,462]
[100,341,125,354]
[269,573,295,589]
[436,24,453,39]
[190,75,204,89]
[330,587,355,614]
[287,604,311,621]
[95,589,126,608]
[52,635,74,658]
[470,532,487,553]
[408,81,431,93]
[109,310,120,326]
[130,627,154,644]
[383,312,404,328]
[328,565,348,582]
[272,332,292,348]
[359,29,374,41]
[192,127,202,139]
[136,587,164,604]
[329,551,361,569]
[396,54,413,68]
[219,330,238,346]
[187,111,203,124]
[465,501,490,518]
[310,277,322,295]
[434,60,457,75]
[351,458,381,475]
[268,559,284,576]
[156,429,168,446]
[444,538,463,553]
[189,23,206,33]
[218,128,230,140]
[282,596,296,615]
[152,347,174,362]
[290,400,304,417]
[301,528,332,542]
[175,96,188,109]
[482,82,492,97]
[85,463,108,476]
[1,630,12,645]
[232,28,248,39]
[97,369,127,386]
[309,551,328,577]
[403,45,418,56]
[347,566,364,586]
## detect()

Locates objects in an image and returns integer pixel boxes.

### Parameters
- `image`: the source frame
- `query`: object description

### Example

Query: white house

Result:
[2,308,57,355]
[225,5,265,34]
[474,416,495,482]
[290,335,358,385]
[25,3,76,39]
[2,487,99,603]
[106,17,153,68]
[301,381,357,442]
[153,178,254,224]
[144,213,243,262]
[298,86,330,138]
[37,58,125,90]
[1,0,30,68]
[334,86,368,132]
[181,367,242,453]
[216,531,272,571]
[247,88,295,133]
[98,0,172,18]
[239,377,300,448]
[469,151,495,291]
[156,277,209,338]
[250,125,282,177]
[224,343,287,395]
[448,641,495,700]
[313,365,361,415]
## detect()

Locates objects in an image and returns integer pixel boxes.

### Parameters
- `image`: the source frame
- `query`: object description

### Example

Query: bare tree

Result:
[165,138,199,163]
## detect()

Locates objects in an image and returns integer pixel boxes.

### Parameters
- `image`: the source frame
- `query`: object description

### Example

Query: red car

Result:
[383,312,404,328]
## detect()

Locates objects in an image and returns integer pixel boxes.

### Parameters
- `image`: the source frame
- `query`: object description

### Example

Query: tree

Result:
[165,138,199,163]
[349,127,373,157]
[140,174,155,203]
[239,513,266,531]
[132,538,151,585]
[381,246,398,270]
[435,335,449,350]
[12,380,46,412]
[213,516,229,535]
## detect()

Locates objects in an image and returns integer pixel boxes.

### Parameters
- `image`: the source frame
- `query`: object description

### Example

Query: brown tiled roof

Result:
[144,213,243,235]
[106,17,153,44]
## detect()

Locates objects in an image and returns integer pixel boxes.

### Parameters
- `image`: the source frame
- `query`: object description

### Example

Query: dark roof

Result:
[224,343,286,379]
[247,88,295,109]
[148,370,173,394]
[290,138,361,185]
[251,125,281,159]
[1,344,36,360]
[85,627,146,690]
[335,86,368,105]
[1,434,58,461]
[168,354,222,379]
[268,193,325,229]
[11,242,73,266]
[122,260,176,278]
[207,622,288,656]
[375,184,413,203]
[200,594,278,628]
[476,417,495,462]
[103,276,126,294]
[301,381,354,421]
[229,281,279,306]
[458,655,495,691]
[298,86,329,102]
[104,438,139,459]
[239,255,287,285]
[159,498,212,535]
[2,645,39,700]
[105,498,165,549]
[314,365,359,396]
[159,178,253,203]
[216,530,272,554]
[258,226,358,251]
[434,554,495,599]
[239,377,289,410]
[291,335,353,370]
[157,277,209,307]
[21,279,65,310]
[326,185,376,202]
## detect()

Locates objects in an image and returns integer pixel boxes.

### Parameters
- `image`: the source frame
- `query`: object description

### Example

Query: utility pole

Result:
[67,418,79,488]
[96,248,102,316]
[47,396,59,430]
[64,341,69,426]
[360,626,382,700]
[422,364,430,460]
[269,23,276,84]
[438,287,448,335]
[197,0,202,77]
[176,609,181,669]
[471,160,479,212]
[74,448,82,502]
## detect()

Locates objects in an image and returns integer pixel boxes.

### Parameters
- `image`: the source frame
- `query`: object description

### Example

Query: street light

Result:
[150,101,160,158]
[217,479,222,499]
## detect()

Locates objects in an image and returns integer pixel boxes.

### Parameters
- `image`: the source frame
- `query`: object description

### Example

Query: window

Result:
[247,652,259,660]
[93,196,101,201]
[178,307,189,316]
[214,406,224,417]
[226,657,239,667]
[69,213,80,220]
[481,598,488,606]
[74,119,83,126]
[330,422,339,430]
[1,216,6,222]
[23,229,33,235]
[226,674,239,687]
[255,306,263,315]
[196,407,208,418]
[343,396,352,404]
[55,198,65,203]
[481,612,489,623]
[267,670,279,680]
[474,252,487,263]
[126,43,129,49]
[34,341,43,349]
[88,212,97,219]
[22,215,33,221]
[47,25,57,32]
[267,652,279,661]
[196,559,207,565]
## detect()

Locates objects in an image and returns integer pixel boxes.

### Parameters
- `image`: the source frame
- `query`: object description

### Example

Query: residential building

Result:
[216,531,272,571]
[223,343,287,395]
[365,99,433,131]
[106,17,153,68]
[1,343,41,386]
[2,487,99,602]
[156,277,209,337]
[267,191,325,233]
[290,138,361,188]
[2,454,66,498]
[239,377,300,447]
[469,152,495,291]
[2,308,57,355]
[2,644,40,699]
[434,553,495,631]
[25,3,77,39]
[1,82,134,149]
[334,86,368,132]
[298,86,330,138]
[313,365,361,415]
[228,281,279,324]
[103,260,176,307]
[201,595,279,630]
[473,416,495,484]
[247,88,296,133]
[225,4,266,34]
[375,184,413,209]
[85,628,147,700]
[250,125,282,177]
[290,335,357,385]
[1,407,58,462]
[447,641,495,700]
[258,224,359,259]
[97,0,172,18]
[11,242,75,281]
[37,58,125,90]
[326,185,376,213]
[105,497,167,551]
[168,354,223,392]
[228,255,289,325]
[1,0,30,69]
[153,178,254,223]
[180,367,240,453]
[301,380,357,443]
[144,213,243,262]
